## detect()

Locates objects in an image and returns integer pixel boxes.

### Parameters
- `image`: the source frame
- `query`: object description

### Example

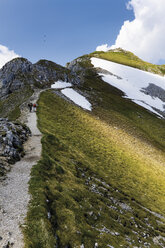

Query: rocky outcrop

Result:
[0,58,33,98]
[32,59,80,86]
[141,83,165,102]
[0,118,30,179]
[0,58,80,99]
[66,56,96,85]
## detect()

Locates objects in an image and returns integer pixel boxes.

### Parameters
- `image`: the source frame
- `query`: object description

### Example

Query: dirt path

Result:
[0,90,42,248]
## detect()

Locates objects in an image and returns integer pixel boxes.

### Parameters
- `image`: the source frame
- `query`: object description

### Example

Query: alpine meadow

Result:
[0,48,165,248]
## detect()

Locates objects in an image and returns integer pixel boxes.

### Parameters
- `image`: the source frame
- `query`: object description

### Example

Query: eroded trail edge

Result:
[0,90,42,248]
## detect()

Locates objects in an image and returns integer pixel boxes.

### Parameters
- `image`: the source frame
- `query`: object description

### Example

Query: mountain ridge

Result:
[0,49,165,248]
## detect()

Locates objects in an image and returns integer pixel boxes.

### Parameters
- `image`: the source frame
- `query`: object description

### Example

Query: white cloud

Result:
[96,44,110,52]
[0,44,19,69]
[96,0,165,64]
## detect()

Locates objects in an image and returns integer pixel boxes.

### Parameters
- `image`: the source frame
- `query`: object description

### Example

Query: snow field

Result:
[51,80,72,89]
[51,80,92,111]
[61,88,92,111]
[91,57,165,117]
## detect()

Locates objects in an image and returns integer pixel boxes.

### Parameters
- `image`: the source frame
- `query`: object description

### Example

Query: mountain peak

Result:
[0,57,32,74]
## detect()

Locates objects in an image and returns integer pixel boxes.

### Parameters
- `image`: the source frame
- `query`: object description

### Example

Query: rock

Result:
[66,56,97,86]
[0,58,33,98]
[141,83,165,102]
[0,57,80,100]
[0,118,30,178]
[3,241,10,248]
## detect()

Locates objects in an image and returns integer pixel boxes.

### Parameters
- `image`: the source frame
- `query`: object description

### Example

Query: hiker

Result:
[33,103,37,112]
[28,103,33,112]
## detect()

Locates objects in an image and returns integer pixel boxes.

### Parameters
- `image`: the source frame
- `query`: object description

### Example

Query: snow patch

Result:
[91,57,165,117]
[61,88,92,111]
[51,80,72,89]
[132,100,163,118]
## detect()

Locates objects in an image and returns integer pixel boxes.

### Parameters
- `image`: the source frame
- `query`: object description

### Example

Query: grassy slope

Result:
[89,49,165,76]
[0,85,33,121]
[24,87,165,248]
[24,50,165,247]
[75,56,165,152]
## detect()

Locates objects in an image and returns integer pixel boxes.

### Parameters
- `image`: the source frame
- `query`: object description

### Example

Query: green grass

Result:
[8,106,21,121]
[24,90,165,248]
[0,85,33,121]
[74,63,165,152]
[24,49,165,247]
[88,48,165,76]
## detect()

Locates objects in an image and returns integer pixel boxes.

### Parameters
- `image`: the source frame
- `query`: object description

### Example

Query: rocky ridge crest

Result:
[0,57,81,179]
[0,57,80,99]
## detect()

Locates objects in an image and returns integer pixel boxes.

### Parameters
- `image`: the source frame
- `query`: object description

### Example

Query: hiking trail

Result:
[0,90,42,248]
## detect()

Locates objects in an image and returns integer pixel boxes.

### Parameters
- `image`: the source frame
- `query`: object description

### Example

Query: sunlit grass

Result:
[24,90,165,248]
[90,49,165,76]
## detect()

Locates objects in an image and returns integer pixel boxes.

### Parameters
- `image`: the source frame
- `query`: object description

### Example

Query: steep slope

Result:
[24,91,165,248]
[91,57,165,118]
[67,49,165,118]
[24,50,165,248]
[0,57,78,180]
[90,48,165,76]
[0,57,78,119]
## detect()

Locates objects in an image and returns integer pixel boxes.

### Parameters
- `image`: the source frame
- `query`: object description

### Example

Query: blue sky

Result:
[0,0,134,65]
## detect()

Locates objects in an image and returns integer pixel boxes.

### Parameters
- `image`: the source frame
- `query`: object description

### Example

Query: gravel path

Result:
[0,90,42,248]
